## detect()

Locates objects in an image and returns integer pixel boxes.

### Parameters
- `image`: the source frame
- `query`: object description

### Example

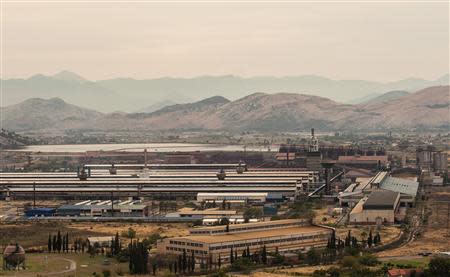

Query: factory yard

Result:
[377,187,450,258]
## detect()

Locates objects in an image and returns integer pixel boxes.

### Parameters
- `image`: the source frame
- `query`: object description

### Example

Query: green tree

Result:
[230,247,234,264]
[359,253,378,266]
[243,207,263,222]
[428,257,450,277]
[367,230,373,248]
[306,248,320,265]
[48,234,52,253]
[191,251,196,272]
[262,245,267,265]
[182,249,187,273]
[57,231,62,253]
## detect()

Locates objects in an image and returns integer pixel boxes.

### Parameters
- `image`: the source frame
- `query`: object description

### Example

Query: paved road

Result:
[11,257,77,277]
[45,257,77,276]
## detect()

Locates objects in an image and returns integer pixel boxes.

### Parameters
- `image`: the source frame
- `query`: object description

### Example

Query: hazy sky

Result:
[1,1,449,81]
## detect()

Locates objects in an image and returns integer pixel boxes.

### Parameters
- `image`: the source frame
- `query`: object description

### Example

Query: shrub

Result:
[428,256,450,277]
[359,253,379,266]
[341,256,358,268]
[102,269,111,277]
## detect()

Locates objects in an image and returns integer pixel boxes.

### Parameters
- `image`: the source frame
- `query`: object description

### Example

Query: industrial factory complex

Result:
[1,126,449,277]
[0,128,430,228]
[0,165,317,200]
[157,219,334,263]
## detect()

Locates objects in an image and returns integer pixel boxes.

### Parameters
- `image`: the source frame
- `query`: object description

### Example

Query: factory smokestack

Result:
[311,128,315,137]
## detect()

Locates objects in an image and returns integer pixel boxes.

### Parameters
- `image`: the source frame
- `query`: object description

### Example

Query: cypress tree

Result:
[209,254,213,271]
[262,245,267,265]
[66,233,69,253]
[191,251,195,272]
[368,230,373,248]
[345,230,351,247]
[114,232,120,255]
[62,235,66,252]
[57,230,62,253]
[152,261,157,275]
[110,237,115,255]
[52,235,57,252]
[128,243,133,273]
[178,255,182,274]
[218,254,222,268]
[182,249,187,273]
[48,234,52,253]
[247,246,251,258]
[230,247,234,264]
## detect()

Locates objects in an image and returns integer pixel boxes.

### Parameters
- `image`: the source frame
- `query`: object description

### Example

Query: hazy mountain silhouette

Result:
[2,86,448,132]
[2,71,448,113]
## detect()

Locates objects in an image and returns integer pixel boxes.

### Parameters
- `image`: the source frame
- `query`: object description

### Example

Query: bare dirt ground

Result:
[68,221,190,239]
[336,225,401,245]
[0,200,190,249]
[378,187,450,257]
[0,221,190,248]
[233,265,334,277]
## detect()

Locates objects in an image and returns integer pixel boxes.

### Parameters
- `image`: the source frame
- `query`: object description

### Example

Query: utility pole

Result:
[447,202,450,237]
[111,191,114,218]
[33,182,36,208]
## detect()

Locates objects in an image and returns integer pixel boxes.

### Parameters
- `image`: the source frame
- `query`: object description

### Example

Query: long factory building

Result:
[0,166,318,199]
[157,219,334,264]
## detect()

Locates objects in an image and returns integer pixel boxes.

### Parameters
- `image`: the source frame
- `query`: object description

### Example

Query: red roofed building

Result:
[337,155,388,170]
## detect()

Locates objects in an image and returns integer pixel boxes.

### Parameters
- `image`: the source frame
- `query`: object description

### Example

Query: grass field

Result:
[383,258,430,269]
[0,253,129,277]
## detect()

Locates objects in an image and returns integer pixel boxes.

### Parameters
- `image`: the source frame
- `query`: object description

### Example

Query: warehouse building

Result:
[57,200,147,217]
[339,172,418,209]
[196,193,269,204]
[166,208,237,219]
[157,219,334,264]
[349,190,401,225]
[337,155,388,170]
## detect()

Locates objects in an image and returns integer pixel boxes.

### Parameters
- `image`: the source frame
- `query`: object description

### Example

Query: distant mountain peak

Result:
[196,95,230,105]
[53,70,88,83]
[361,90,410,104]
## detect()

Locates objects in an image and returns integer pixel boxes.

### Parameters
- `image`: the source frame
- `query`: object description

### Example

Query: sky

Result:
[1,1,449,82]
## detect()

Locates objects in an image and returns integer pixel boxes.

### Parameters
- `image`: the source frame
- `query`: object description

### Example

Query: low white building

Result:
[197,192,268,204]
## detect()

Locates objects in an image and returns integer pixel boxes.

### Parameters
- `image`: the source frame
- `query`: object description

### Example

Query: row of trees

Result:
[128,239,148,274]
[166,250,196,275]
[47,231,69,253]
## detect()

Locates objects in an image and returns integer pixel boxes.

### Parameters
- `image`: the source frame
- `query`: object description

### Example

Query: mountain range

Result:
[1,86,448,132]
[2,71,448,113]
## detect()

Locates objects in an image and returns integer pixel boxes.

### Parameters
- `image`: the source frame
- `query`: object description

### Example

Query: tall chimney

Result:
[311,128,315,137]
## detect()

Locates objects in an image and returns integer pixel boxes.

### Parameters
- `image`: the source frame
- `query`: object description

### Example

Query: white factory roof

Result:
[197,192,268,197]
[380,176,418,196]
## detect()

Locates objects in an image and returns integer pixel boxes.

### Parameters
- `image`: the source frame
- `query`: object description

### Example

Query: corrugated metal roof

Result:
[380,176,418,196]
